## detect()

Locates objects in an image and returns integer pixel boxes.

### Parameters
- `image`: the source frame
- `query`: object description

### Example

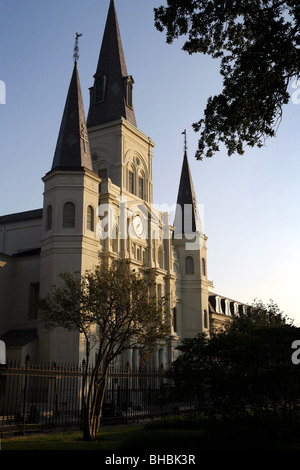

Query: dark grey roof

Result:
[0,329,38,347]
[0,209,43,225]
[87,0,137,128]
[12,248,41,258]
[173,152,202,235]
[51,61,93,171]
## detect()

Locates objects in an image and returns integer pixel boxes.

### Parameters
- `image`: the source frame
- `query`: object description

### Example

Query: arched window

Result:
[46,205,52,231]
[87,205,94,231]
[129,170,134,194]
[173,307,177,333]
[112,226,118,253]
[185,256,194,275]
[98,167,107,193]
[138,174,144,200]
[159,246,164,269]
[124,76,134,108]
[157,284,163,315]
[157,284,162,301]
[63,202,75,228]
[204,309,208,329]
[202,258,206,276]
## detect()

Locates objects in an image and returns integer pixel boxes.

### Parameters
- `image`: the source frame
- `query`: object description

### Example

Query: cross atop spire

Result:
[73,32,83,63]
[87,0,137,128]
[182,129,187,154]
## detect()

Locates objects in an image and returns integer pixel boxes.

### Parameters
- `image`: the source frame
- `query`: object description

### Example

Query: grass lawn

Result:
[2,415,300,451]
[1,424,146,451]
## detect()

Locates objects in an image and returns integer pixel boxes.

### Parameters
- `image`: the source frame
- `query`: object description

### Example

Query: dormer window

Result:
[95,74,107,103]
[124,76,134,108]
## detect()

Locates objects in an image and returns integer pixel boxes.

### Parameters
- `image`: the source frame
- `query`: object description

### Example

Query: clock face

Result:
[133,214,144,237]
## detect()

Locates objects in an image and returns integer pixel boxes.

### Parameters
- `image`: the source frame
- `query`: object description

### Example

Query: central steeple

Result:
[87,0,154,203]
[87,0,137,128]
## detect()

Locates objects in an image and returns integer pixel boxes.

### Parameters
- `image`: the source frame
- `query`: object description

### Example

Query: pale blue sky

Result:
[1,0,299,324]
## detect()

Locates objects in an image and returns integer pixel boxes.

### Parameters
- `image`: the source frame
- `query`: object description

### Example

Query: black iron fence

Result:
[0,360,193,435]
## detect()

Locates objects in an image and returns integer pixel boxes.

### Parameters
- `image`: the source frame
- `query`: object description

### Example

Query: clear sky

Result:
[1,0,299,324]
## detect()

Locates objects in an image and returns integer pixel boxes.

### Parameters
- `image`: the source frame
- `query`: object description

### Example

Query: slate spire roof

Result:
[174,150,202,236]
[87,0,137,128]
[51,61,93,171]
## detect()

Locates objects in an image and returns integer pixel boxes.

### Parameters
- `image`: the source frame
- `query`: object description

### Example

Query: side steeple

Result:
[174,142,202,237]
[173,136,210,338]
[51,61,93,171]
[87,0,137,128]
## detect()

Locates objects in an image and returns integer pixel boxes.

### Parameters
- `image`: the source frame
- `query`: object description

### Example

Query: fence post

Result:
[53,363,59,421]
[160,365,164,416]
[125,362,129,423]
[0,362,186,435]
[22,355,30,435]
[81,359,86,430]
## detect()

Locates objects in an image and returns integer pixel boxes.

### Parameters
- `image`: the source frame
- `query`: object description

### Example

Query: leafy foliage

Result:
[39,259,169,440]
[167,300,300,417]
[154,1,300,158]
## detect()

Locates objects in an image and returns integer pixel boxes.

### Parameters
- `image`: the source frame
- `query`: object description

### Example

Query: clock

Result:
[133,214,144,237]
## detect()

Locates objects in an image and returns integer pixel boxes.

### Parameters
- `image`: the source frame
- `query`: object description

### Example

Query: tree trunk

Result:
[82,369,109,441]
[81,340,90,432]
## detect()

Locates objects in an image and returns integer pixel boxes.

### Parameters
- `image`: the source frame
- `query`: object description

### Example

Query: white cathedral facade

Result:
[0,0,247,367]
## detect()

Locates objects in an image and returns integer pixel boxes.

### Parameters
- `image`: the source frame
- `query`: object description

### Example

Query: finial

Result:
[73,32,83,63]
[182,129,187,153]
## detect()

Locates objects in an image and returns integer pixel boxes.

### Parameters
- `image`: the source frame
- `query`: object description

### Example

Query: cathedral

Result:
[0,0,247,367]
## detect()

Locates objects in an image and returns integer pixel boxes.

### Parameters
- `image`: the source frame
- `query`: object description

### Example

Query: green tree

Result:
[168,301,300,417]
[39,259,169,441]
[163,333,211,407]
[224,299,292,333]
[154,1,300,158]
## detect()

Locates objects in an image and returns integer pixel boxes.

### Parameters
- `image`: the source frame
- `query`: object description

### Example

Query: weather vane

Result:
[73,32,83,62]
[182,129,187,153]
